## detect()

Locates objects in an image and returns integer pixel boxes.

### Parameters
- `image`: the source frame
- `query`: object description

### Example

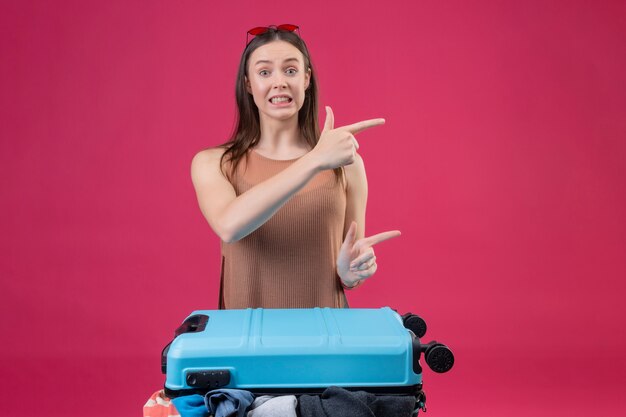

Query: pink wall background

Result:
[2,1,625,416]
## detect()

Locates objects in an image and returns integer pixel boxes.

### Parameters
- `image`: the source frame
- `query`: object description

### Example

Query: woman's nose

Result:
[272,74,288,88]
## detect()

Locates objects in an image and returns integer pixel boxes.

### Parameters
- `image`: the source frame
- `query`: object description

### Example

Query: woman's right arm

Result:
[191,147,324,243]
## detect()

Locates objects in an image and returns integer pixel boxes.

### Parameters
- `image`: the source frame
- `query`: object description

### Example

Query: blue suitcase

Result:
[161,307,453,411]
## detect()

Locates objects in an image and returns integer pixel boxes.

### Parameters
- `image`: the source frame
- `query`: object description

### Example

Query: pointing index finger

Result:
[341,118,386,135]
[362,230,401,247]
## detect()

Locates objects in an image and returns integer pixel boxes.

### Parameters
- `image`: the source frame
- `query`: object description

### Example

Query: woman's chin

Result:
[261,108,299,121]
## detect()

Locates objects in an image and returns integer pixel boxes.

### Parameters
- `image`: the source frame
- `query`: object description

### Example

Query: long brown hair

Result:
[219,28,343,183]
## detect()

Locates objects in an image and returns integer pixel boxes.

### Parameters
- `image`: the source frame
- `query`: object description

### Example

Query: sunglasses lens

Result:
[277,24,298,32]
[248,27,269,36]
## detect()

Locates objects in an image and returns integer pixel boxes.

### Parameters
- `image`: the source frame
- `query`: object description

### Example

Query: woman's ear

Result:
[245,76,252,94]
[305,68,311,90]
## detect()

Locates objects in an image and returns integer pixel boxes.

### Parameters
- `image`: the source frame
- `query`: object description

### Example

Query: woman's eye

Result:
[259,68,297,76]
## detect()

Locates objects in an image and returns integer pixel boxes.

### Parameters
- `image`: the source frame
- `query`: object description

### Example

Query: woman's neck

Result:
[256,116,310,158]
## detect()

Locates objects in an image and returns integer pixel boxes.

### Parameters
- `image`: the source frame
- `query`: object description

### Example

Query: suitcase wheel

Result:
[402,313,427,338]
[425,343,454,373]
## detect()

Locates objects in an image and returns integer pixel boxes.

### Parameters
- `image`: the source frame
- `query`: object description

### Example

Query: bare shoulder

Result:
[191,146,228,183]
[345,153,365,172]
[344,153,367,189]
[192,146,227,166]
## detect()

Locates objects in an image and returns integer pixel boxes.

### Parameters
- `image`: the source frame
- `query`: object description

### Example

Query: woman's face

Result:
[245,40,311,122]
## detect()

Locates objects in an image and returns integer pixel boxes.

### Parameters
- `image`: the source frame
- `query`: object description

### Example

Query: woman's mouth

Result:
[269,97,293,106]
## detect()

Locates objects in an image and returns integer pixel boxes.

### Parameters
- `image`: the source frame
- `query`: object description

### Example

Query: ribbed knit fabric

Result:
[219,149,347,309]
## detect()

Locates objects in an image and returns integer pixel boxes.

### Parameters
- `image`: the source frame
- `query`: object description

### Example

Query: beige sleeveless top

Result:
[219,150,348,309]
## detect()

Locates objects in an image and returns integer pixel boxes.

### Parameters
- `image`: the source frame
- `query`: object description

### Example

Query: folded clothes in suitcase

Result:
[161,307,453,412]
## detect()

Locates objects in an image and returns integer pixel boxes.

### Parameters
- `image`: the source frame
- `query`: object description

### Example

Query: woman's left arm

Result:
[337,154,401,289]
[343,153,368,241]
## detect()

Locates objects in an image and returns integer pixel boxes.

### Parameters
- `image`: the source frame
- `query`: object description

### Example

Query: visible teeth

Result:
[271,97,290,103]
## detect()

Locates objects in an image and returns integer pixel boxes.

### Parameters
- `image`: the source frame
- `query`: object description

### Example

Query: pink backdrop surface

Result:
[2,1,625,416]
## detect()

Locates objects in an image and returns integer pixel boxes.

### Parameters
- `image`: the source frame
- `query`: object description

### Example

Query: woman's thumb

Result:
[342,221,357,247]
[323,106,334,132]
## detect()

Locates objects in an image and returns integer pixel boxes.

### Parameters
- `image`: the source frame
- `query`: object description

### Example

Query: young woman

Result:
[191,24,400,309]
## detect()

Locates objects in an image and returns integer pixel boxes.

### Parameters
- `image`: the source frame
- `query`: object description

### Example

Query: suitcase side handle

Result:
[175,314,209,337]
[161,341,171,374]
[162,314,210,374]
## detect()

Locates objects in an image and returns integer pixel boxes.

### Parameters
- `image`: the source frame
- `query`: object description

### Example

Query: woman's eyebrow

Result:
[254,57,300,66]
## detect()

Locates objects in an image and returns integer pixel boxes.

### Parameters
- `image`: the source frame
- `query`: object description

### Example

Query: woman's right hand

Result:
[309,106,385,171]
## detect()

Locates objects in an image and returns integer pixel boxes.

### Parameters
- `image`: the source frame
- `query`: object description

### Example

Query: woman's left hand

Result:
[337,221,401,288]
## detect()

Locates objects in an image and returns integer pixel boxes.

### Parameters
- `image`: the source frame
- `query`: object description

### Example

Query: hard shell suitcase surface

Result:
[161,307,453,399]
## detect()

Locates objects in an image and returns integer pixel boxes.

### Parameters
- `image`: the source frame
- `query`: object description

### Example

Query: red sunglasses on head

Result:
[246,24,300,46]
